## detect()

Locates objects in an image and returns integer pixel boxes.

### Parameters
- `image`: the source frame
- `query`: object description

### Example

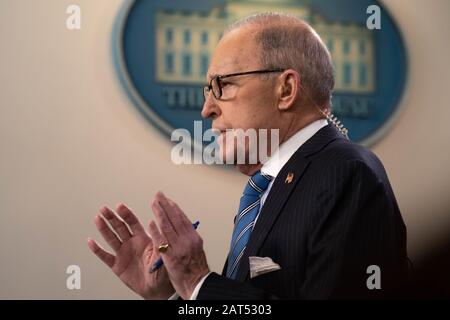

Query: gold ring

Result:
[158,243,170,253]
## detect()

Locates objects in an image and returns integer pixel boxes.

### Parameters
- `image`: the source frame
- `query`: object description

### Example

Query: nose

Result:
[201,94,221,119]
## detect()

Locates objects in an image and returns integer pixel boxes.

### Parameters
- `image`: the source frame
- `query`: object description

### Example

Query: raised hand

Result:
[87,204,175,299]
[147,192,210,299]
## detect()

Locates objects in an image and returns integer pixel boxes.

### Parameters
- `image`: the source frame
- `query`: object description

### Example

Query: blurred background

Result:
[0,0,449,299]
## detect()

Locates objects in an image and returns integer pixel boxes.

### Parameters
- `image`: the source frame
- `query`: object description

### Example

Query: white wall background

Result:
[0,0,449,299]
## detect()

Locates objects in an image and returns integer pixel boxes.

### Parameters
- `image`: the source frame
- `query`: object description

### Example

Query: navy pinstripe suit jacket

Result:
[197,124,408,299]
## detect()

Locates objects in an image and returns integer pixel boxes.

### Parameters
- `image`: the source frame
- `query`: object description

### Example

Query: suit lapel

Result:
[234,152,309,281]
[234,124,345,281]
[221,259,228,276]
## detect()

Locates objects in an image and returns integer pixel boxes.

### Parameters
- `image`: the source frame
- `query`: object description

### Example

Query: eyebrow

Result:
[207,73,219,80]
[207,59,242,81]
[207,69,245,82]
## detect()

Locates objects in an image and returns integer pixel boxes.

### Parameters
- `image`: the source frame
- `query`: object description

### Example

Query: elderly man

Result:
[88,13,408,299]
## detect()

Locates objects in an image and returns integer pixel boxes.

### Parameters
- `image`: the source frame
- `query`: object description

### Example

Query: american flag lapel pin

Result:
[285,172,294,184]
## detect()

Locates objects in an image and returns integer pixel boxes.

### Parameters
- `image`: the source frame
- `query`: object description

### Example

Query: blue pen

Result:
[149,221,200,273]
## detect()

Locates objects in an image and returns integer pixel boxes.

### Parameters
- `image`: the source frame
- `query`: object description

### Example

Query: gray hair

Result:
[225,12,334,110]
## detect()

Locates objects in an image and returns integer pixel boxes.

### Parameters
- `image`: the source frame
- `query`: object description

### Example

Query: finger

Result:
[94,214,122,251]
[151,196,178,243]
[157,192,186,232]
[116,203,145,235]
[147,220,160,259]
[100,206,132,241]
[147,220,169,255]
[166,198,193,234]
[87,238,115,268]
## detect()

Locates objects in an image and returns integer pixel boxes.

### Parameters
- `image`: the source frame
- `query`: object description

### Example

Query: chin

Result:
[235,164,260,176]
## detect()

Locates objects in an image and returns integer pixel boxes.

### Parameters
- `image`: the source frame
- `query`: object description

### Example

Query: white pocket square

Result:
[249,256,281,279]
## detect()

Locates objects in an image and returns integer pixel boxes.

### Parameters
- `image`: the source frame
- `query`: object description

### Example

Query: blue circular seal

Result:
[113,0,408,146]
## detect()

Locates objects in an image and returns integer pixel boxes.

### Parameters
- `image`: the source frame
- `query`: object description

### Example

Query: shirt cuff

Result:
[168,293,180,300]
[189,272,212,300]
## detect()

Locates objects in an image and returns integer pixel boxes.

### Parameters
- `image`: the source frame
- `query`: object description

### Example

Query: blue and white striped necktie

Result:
[226,171,273,279]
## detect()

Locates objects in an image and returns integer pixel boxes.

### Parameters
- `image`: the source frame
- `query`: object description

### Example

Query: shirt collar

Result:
[261,119,328,178]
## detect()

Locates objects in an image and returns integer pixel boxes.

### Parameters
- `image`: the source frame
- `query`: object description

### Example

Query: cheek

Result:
[244,87,276,119]
[243,100,276,129]
[223,85,277,129]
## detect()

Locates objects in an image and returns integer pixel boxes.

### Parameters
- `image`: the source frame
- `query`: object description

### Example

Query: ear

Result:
[277,69,300,111]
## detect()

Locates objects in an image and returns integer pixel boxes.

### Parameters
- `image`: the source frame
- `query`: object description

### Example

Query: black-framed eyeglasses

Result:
[203,68,285,101]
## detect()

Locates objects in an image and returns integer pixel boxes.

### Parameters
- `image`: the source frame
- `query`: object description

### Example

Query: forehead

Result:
[207,27,261,80]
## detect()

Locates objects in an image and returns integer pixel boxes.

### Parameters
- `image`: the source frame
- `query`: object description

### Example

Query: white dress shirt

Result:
[169,119,329,300]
